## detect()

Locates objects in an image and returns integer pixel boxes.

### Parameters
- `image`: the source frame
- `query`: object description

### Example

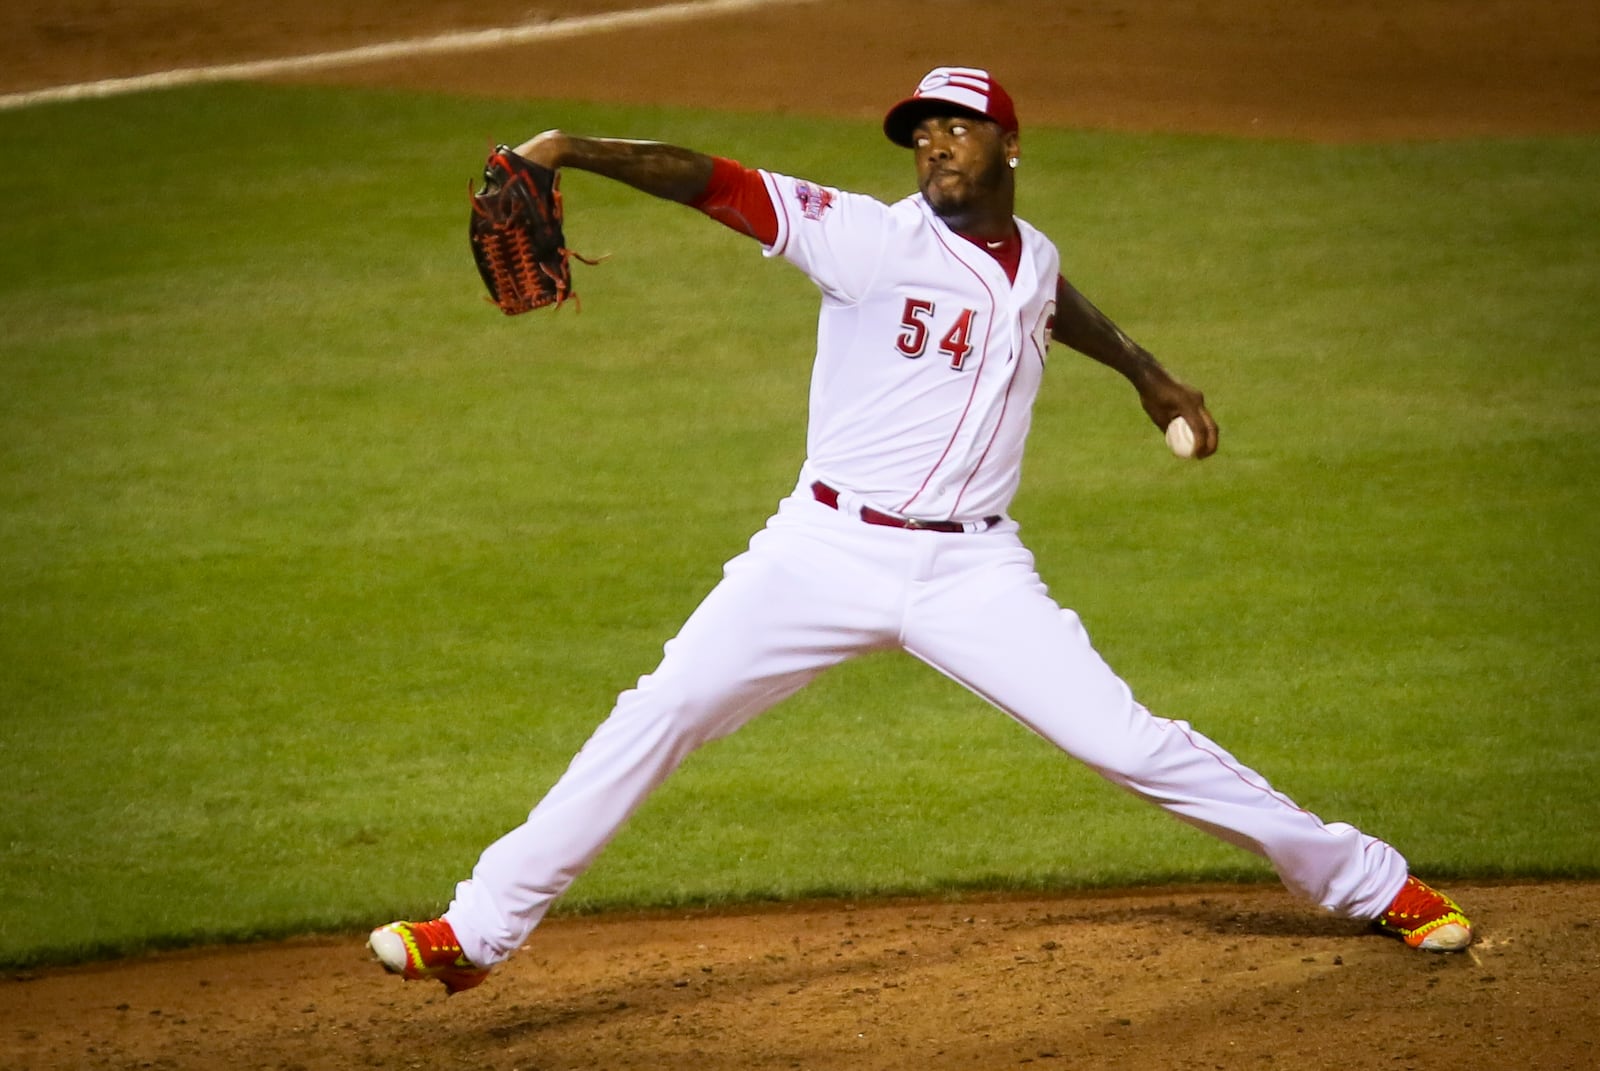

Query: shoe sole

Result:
[1414,921,1473,952]
[367,927,409,974]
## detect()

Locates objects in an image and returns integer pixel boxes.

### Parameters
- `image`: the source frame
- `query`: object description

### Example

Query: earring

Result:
[1008,157,1019,169]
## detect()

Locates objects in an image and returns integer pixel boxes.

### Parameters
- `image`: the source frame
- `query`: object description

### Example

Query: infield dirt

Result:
[4,3,1598,1069]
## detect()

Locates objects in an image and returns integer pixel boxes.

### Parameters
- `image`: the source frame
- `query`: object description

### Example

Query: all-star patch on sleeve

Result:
[762,172,892,304]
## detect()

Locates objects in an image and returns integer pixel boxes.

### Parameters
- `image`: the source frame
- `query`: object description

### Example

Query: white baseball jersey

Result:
[760,172,1059,523]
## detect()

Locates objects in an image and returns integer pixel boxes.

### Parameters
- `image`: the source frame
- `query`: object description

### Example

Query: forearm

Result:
[1052,274,1217,453]
[1052,275,1169,390]
[514,130,714,204]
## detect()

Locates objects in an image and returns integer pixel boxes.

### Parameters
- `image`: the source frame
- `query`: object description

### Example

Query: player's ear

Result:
[1003,131,1020,169]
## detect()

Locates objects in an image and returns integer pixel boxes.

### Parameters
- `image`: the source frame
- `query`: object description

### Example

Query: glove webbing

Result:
[470,171,598,314]
[479,221,569,312]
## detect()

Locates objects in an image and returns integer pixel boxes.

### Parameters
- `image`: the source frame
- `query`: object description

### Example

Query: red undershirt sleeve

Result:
[689,156,780,246]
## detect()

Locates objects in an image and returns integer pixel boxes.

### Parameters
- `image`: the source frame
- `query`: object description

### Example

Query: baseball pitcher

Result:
[371,67,1472,995]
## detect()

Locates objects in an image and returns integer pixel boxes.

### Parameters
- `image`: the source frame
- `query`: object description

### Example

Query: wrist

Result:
[515,130,568,169]
[1124,350,1168,392]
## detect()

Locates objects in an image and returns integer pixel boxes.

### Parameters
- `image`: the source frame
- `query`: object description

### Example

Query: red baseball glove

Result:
[468,145,594,314]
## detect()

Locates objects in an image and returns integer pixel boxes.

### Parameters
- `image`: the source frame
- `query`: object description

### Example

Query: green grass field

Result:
[2,83,1597,968]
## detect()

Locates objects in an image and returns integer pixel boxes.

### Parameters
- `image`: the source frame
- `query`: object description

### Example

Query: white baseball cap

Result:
[883,66,1020,148]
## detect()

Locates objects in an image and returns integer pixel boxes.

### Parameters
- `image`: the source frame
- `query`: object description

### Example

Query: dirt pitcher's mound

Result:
[7,883,1598,1071]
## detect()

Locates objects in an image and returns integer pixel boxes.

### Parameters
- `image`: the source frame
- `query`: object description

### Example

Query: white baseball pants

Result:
[445,486,1408,967]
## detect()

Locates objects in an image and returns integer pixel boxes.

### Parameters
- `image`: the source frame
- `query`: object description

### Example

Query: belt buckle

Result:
[902,516,929,530]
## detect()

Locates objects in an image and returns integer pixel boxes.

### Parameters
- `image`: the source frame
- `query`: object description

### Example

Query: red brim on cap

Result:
[883,98,1003,147]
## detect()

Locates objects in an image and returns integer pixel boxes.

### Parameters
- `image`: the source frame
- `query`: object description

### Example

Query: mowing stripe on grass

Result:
[0,0,822,112]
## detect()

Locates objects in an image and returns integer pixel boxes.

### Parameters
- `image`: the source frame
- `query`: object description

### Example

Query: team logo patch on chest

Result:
[793,182,835,221]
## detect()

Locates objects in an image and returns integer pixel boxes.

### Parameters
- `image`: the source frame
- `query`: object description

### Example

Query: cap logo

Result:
[915,67,994,114]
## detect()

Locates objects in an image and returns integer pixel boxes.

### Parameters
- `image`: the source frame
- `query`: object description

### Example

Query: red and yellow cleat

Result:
[1373,875,1474,951]
[368,918,490,994]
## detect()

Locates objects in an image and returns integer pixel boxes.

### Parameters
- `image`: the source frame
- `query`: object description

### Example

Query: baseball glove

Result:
[468,145,593,314]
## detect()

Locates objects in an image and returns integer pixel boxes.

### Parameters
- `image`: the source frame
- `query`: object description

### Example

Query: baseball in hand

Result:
[1165,416,1197,459]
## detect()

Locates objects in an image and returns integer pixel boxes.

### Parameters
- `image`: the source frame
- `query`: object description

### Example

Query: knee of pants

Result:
[610,668,771,752]
[1079,713,1234,799]
[1038,698,1179,784]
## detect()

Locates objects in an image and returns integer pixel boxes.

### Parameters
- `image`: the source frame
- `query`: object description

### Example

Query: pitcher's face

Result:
[912,114,1017,220]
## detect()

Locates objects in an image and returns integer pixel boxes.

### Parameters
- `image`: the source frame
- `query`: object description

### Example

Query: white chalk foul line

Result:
[0,0,819,111]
